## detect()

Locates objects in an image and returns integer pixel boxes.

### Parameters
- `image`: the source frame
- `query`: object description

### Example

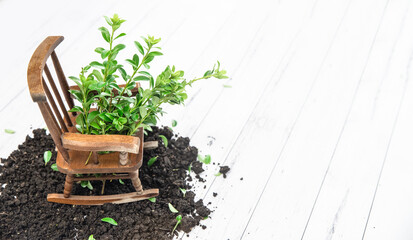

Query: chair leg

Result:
[63,174,74,198]
[129,170,143,194]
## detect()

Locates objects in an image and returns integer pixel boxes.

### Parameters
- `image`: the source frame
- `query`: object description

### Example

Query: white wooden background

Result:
[1,0,413,239]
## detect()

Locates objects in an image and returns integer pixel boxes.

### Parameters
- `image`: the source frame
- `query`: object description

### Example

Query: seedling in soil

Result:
[88,235,96,240]
[188,163,192,174]
[168,203,179,213]
[198,154,211,164]
[147,156,158,167]
[50,163,59,171]
[172,119,177,127]
[101,217,118,226]
[159,135,168,148]
[172,214,182,234]
[43,151,52,165]
[214,172,222,177]
[4,129,15,134]
[81,180,93,190]
[148,197,156,203]
[118,179,124,184]
[179,188,187,197]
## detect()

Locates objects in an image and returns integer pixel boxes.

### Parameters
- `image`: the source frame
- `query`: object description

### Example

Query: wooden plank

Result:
[47,189,159,205]
[179,0,354,238]
[300,1,413,239]
[61,133,140,153]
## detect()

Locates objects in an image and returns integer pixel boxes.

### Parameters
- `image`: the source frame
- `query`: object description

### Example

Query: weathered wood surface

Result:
[2,0,413,238]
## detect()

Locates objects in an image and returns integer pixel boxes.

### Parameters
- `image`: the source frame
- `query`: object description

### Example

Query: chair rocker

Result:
[27,36,159,205]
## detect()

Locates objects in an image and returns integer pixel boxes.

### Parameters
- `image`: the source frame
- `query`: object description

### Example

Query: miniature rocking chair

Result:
[27,36,159,205]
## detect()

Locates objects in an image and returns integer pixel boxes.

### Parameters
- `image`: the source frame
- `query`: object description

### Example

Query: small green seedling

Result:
[51,163,59,171]
[179,188,186,197]
[119,179,124,184]
[198,154,211,164]
[101,217,118,226]
[44,151,52,166]
[188,163,192,174]
[172,119,177,127]
[148,197,156,203]
[81,180,93,190]
[159,135,168,148]
[215,172,222,177]
[172,214,182,234]
[147,156,158,167]
[4,129,15,134]
[88,235,96,240]
[168,203,179,213]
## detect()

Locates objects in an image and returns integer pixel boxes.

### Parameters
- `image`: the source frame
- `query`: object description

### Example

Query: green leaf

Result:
[147,156,158,167]
[90,61,105,69]
[113,44,126,52]
[172,120,177,127]
[198,154,211,164]
[223,84,232,88]
[4,129,15,134]
[215,172,222,177]
[51,163,59,171]
[44,151,52,165]
[104,16,113,26]
[172,214,182,233]
[168,203,179,213]
[87,181,93,190]
[87,111,100,123]
[134,41,144,55]
[119,179,124,185]
[133,75,150,81]
[159,135,168,148]
[101,217,118,226]
[148,197,156,203]
[95,47,105,54]
[149,51,163,57]
[69,106,83,113]
[139,106,147,118]
[133,54,140,66]
[179,188,186,197]
[114,33,126,40]
[98,27,110,43]
[188,163,192,173]
[88,235,96,240]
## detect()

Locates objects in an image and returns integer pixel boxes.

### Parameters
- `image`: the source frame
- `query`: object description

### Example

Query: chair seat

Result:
[56,150,142,174]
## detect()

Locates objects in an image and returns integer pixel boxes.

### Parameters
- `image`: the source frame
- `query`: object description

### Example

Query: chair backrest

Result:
[27,36,73,162]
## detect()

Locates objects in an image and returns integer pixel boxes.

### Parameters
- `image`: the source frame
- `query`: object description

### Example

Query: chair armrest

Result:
[61,133,140,154]
[69,82,140,98]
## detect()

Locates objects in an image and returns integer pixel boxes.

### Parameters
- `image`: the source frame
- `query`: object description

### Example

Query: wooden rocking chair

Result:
[27,36,159,205]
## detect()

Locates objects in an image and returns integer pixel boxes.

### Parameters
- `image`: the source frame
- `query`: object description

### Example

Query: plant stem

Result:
[85,151,93,165]
[101,180,106,195]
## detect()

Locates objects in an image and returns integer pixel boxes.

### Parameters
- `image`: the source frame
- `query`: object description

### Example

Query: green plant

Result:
[81,180,93,190]
[171,119,177,127]
[172,214,182,234]
[50,163,59,171]
[179,188,186,197]
[4,129,15,134]
[148,197,156,203]
[198,154,211,164]
[159,135,168,147]
[101,217,118,226]
[88,235,96,240]
[68,14,227,137]
[147,156,158,167]
[43,151,52,165]
[168,203,179,213]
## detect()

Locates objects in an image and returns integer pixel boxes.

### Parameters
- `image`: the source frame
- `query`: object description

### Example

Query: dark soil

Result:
[0,127,210,240]
[219,166,230,178]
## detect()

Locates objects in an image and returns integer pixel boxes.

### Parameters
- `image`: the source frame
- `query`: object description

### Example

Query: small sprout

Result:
[172,214,182,233]
[168,203,179,213]
[119,179,124,185]
[198,154,211,164]
[147,156,158,167]
[148,197,156,203]
[44,151,52,166]
[203,216,208,220]
[188,163,192,173]
[215,172,222,177]
[159,135,168,148]
[223,84,232,88]
[101,217,118,226]
[51,163,59,171]
[179,188,187,197]
[81,181,93,190]
[4,129,15,134]
[88,235,96,240]
[172,119,177,127]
